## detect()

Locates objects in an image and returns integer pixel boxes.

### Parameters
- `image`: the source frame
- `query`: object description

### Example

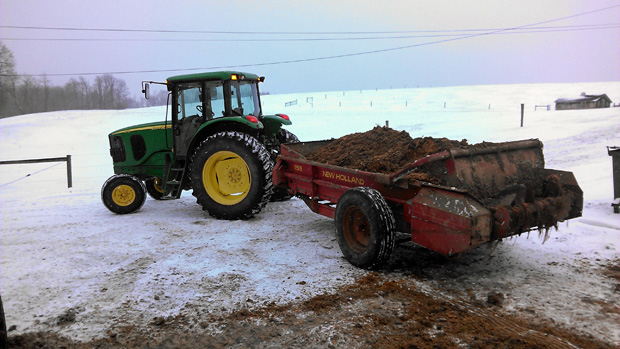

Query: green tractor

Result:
[101,71,297,220]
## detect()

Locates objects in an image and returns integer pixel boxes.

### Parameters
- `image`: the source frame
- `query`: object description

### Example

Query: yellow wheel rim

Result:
[203,151,251,205]
[111,184,136,207]
[153,178,164,193]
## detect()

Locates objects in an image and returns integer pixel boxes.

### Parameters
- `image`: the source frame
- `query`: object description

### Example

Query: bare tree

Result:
[113,78,129,109]
[79,77,91,109]
[0,42,19,117]
[145,89,169,107]
[41,74,50,112]
[65,78,80,109]
[94,74,131,109]
[18,76,40,114]
[1,44,137,116]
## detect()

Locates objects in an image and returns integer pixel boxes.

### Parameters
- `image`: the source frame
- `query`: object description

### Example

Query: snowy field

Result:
[1,81,619,344]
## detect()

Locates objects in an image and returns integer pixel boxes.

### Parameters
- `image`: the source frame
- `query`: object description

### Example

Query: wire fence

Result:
[0,155,73,188]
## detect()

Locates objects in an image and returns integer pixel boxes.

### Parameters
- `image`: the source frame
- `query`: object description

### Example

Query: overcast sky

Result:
[1,0,619,96]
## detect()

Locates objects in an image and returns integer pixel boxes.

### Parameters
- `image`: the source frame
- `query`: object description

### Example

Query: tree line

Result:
[0,42,163,118]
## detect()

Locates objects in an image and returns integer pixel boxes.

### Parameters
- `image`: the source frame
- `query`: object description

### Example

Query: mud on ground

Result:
[7,271,613,348]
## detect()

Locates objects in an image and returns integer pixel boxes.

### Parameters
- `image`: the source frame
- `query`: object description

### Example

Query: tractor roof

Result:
[166,71,260,83]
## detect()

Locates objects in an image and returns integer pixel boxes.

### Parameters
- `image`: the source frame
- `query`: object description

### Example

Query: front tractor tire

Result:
[101,174,147,214]
[334,187,396,269]
[145,177,165,200]
[191,131,273,220]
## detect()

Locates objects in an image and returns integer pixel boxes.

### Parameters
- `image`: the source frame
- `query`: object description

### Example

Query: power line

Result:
[2,4,619,78]
[2,24,618,42]
[1,22,618,35]
[1,22,618,38]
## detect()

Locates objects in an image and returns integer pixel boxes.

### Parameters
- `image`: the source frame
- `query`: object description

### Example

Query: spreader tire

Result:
[145,178,165,200]
[101,174,147,214]
[334,187,395,269]
[0,295,7,349]
[191,131,273,220]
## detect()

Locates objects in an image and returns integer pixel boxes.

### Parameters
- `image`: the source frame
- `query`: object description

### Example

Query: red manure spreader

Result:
[274,138,582,269]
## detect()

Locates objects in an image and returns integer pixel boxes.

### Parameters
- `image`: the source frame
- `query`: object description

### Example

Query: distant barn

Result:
[555,93,612,110]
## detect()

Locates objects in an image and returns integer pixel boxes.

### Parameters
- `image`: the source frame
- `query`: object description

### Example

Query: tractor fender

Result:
[262,114,292,139]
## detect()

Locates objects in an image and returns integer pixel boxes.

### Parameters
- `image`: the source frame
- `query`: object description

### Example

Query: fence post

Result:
[66,155,73,188]
[520,104,525,127]
[608,146,620,213]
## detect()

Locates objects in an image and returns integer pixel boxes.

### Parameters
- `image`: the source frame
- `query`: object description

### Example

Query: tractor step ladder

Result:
[162,161,186,200]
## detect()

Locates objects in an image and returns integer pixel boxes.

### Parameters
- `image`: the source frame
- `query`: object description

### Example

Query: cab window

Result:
[206,83,225,118]
[177,83,202,120]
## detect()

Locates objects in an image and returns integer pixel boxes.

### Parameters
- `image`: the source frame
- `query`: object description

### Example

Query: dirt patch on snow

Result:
[7,273,612,348]
[603,258,620,294]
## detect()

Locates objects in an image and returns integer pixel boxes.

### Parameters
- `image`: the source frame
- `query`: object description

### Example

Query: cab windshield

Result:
[230,81,260,116]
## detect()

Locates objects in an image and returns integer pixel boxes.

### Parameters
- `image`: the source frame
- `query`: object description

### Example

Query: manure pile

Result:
[306,126,469,182]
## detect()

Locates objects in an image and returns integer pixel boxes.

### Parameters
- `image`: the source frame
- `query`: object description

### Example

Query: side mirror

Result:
[142,83,150,100]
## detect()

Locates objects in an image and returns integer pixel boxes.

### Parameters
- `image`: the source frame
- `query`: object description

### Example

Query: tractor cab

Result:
[143,72,267,159]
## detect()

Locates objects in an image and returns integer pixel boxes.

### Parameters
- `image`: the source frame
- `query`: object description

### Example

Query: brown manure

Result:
[306,126,469,183]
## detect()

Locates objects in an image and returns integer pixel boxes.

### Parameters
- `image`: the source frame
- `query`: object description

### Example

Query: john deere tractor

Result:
[101,71,297,220]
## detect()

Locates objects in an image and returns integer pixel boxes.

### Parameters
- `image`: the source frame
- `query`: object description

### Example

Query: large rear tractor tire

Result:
[191,131,273,220]
[145,177,165,200]
[101,174,147,214]
[277,128,299,144]
[334,187,395,269]
[270,129,299,202]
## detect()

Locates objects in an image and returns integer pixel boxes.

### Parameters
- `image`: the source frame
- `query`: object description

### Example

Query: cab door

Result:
[172,82,205,158]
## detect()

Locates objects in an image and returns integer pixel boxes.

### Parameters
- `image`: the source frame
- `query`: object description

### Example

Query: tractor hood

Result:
[110,121,171,136]
[108,120,172,176]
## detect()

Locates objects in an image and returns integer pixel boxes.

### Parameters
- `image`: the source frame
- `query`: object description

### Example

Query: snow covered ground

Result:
[1,82,619,344]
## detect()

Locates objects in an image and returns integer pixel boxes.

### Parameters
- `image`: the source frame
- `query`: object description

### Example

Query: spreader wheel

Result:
[334,187,395,269]
[145,177,165,200]
[191,131,273,220]
[0,294,7,349]
[101,174,147,214]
